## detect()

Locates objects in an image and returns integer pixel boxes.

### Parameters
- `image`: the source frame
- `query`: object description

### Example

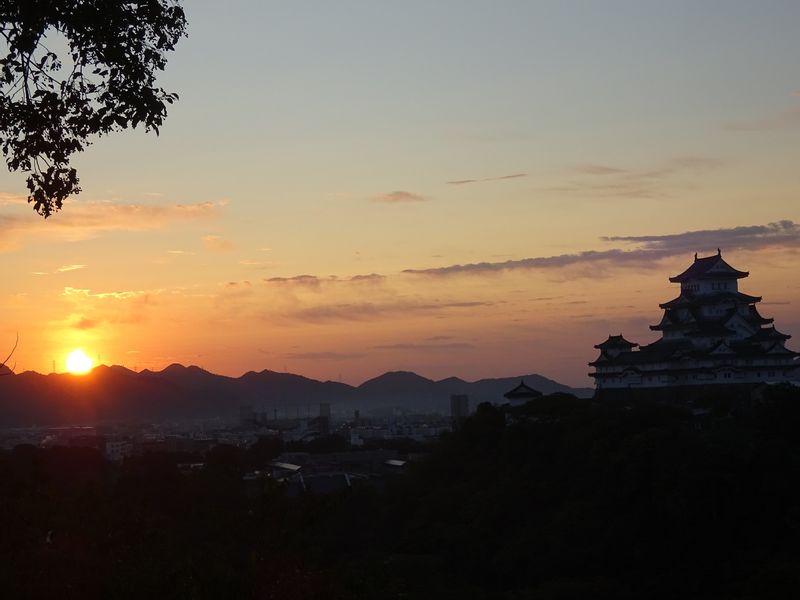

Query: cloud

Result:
[62,287,164,300]
[489,173,527,181]
[265,273,385,289]
[404,249,671,277]
[603,220,800,254]
[405,220,800,278]
[239,259,273,268]
[540,157,725,200]
[573,165,628,176]
[724,106,800,131]
[286,300,494,323]
[446,173,527,185]
[372,191,427,203]
[285,351,366,360]
[0,200,219,251]
[73,317,100,330]
[266,275,323,289]
[202,235,234,252]
[0,193,27,205]
[373,342,475,351]
[57,264,86,272]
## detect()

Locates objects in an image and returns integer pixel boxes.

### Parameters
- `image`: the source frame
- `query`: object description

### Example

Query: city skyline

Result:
[2,2,799,386]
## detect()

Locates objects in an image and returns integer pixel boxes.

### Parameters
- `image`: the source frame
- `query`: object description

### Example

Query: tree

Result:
[0,1,187,217]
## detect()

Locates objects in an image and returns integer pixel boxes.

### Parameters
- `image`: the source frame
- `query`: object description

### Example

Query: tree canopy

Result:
[0,0,186,217]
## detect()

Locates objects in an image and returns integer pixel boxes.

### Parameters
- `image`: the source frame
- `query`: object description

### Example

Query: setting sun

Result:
[65,349,94,375]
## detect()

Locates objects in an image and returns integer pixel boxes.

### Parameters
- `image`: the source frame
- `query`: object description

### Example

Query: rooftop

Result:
[503,380,543,400]
[669,251,749,283]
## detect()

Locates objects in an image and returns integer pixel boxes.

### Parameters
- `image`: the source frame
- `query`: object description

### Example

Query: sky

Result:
[2,1,799,386]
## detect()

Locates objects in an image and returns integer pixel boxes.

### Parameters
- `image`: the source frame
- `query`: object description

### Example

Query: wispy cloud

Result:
[604,220,800,253]
[0,200,219,251]
[447,173,527,185]
[265,273,385,289]
[285,300,494,323]
[202,235,234,252]
[73,317,100,330]
[266,275,324,289]
[57,264,86,272]
[404,249,672,277]
[62,287,164,300]
[539,157,724,200]
[371,191,427,203]
[373,342,474,351]
[285,351,366,360]
[405,220,800,277]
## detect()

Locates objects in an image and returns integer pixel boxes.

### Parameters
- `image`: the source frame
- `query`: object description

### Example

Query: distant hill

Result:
[0,365,593,426]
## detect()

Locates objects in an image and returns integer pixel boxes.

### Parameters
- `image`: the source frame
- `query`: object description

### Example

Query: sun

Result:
[65,349,94,375]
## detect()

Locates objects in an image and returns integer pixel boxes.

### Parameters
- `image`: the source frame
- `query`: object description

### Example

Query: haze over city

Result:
[2,1,799,386]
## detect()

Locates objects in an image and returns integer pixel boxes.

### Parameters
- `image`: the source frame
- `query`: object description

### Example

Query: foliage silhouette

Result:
[0,0,186,216]
[3,387,800,598]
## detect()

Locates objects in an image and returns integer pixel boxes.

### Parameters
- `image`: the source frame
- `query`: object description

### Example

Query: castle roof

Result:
[659,290,761,309]
[650,305,772,332]
[748,326,791,342]
[669,252,749,283]
[503,380,543,400]
[594,334,638,350]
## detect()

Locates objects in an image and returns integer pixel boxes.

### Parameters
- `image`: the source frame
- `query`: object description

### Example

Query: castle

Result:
[590,251,798,390]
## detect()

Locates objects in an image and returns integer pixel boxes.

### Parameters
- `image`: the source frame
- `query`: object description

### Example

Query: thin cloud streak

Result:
[540,157,725,200]
[447,173,527,185]
[202,235,234,252]
[372,191,427,203]
[265,273,385,288]
[285,351,366,361]
[0,201,219,251]
[285,300,494,323]
[405,220,800,277]
[373,342,475,351]
[604,220,800,253]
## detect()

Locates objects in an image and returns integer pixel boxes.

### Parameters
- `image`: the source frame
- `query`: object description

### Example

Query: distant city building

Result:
[590,251,799,390]
[239,405,256,427]
[450,394,469,422]
[502,381,543,407]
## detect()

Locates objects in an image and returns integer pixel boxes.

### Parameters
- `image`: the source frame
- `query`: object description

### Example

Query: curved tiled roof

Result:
[669,252,749,283]
[659,291,761,309]
[594,334,638,350]
[503,380,543,399]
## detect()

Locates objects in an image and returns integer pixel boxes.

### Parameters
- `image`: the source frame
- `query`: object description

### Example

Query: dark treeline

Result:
[2,386,800,599]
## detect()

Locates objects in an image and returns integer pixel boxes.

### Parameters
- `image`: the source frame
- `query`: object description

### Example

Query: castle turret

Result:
[589,252,798,390]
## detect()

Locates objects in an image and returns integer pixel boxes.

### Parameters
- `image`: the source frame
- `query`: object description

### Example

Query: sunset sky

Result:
[2,1,799,387]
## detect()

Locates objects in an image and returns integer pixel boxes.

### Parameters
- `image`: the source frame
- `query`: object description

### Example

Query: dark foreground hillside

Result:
[2,386,800,599]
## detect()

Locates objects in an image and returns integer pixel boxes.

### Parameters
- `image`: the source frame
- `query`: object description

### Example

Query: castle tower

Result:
[589,252,798,390]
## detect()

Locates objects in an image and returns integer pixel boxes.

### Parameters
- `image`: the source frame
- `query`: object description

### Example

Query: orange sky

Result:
[2,3,799,387]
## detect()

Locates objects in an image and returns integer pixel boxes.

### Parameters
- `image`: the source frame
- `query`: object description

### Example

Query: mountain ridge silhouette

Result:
[0,364,593,426]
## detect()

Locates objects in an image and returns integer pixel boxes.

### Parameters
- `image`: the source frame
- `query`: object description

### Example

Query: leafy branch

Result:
[0,0,187,217]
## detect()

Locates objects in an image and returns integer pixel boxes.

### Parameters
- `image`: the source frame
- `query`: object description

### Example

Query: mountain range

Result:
[0,364,593,426]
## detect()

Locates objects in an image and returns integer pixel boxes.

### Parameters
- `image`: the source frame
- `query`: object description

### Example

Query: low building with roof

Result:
[589,251,798,391]
[502,380,543,406]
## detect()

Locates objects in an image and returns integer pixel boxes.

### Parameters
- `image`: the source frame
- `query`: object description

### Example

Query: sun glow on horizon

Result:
[65,349,94,375]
